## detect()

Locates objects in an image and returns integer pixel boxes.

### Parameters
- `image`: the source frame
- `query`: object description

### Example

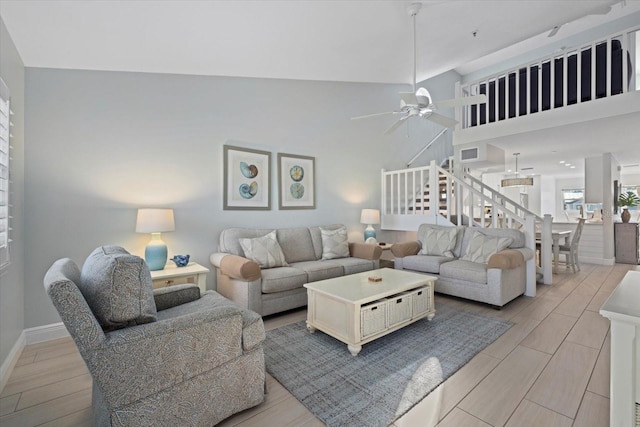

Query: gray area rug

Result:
[264,303,513,427]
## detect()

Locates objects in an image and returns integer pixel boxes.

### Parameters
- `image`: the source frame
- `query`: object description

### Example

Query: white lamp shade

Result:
[136,209,175,233]
[360,209,380,225]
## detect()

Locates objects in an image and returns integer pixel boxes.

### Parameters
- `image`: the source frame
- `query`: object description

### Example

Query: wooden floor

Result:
[1,263,634,426]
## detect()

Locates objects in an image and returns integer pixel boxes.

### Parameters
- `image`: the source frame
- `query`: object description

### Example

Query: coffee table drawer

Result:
[408,286,433,318]
[361,299,388,338]
[387,294,412,326]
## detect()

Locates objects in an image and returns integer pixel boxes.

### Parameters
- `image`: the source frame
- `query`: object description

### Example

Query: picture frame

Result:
[223,145,271,210]
[278,153,315,210]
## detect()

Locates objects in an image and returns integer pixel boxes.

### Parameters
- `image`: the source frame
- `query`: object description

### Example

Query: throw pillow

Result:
[461,231,513,264]
[239,230,289,268]
[420,227,458,257]
[320,226,350,260]
[79,245,157,331]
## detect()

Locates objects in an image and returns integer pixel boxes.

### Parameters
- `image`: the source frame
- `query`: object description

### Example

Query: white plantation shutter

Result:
[0,78,11,270]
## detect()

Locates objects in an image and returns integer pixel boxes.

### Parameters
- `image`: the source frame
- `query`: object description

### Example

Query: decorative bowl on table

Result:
[171,255,190,267]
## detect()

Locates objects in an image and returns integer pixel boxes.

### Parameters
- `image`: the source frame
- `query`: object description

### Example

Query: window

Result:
[0,78,11,270]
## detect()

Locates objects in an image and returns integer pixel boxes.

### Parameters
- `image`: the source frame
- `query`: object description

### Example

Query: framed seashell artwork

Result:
[277,153,315,210]
[223,144,271,210]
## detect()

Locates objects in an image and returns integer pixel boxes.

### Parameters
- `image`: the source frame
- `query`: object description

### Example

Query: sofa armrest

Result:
[153,284,201,311]
[390,241,421,258]
[210,253,261,281]
[487,249,525,270]
[349,242,382,260]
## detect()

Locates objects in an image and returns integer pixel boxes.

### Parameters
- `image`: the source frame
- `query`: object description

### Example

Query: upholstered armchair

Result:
[44,246,265,427]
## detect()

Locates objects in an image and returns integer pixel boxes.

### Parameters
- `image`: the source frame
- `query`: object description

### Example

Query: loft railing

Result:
[457,26,638,128]
[382,160,554,294]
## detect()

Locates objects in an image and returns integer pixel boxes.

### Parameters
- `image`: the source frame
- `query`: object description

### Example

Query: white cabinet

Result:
[599,271,640,427]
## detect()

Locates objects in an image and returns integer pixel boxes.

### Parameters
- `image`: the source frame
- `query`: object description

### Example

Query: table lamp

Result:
[136,208,175,271]
[360,209,380,241]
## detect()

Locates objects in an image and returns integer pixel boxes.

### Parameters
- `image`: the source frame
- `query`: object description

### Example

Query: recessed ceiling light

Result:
[559,160,565,164]
[570,166,575,169]
[507,169,512,172]
[565,163,571,166]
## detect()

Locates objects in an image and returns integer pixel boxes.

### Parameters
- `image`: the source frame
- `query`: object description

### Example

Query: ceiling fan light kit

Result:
[350,1,487,134]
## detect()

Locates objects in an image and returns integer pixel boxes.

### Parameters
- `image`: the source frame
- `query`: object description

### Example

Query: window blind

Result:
[0,78,11,270]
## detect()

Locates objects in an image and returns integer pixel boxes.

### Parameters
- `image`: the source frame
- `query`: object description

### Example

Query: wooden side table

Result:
[150,262,209,294]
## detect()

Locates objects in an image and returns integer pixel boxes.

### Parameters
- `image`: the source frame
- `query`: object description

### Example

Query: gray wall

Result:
[24,68,451,328]
[0,18,25,364]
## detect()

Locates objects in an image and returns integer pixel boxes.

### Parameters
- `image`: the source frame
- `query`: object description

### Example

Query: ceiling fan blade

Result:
[383,116,409,135]
[400,92,419,106]
[351,111,397,120]
[425,113,458,128]
[433,94,488,109]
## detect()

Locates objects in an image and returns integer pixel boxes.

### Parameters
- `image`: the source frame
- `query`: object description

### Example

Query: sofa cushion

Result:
[440,259,488,284]
[461,231,513,264]
[460,227,525,253]
[288,261,344,282]
[260,267,308,293]
[219,228,270,257]
[324,257,376,275]
[309,224,343,259]
[420,226,458,257]
[80,246,157,330]
[402,254,453,274]
[320,226,350,260]
[417,224,465,257]
[277,227,317,263]
[239,230,289,269]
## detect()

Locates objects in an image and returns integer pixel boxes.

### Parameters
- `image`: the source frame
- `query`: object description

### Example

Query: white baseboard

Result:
[0,331,25,393]
[0,323,71,393]
[24,322,70,345]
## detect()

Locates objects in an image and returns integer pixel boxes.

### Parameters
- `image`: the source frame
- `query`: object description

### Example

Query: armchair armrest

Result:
[153,283,200,311]
[487,249,525,270]
[97,304,244,408]
[349,242,382,260]
[390,241,421,258]
[210,252,261,281]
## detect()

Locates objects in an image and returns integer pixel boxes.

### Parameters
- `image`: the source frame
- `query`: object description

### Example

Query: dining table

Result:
[536,230,572,274]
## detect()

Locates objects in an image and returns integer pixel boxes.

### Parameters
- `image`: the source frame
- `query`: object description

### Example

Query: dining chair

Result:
[558,218,586,273]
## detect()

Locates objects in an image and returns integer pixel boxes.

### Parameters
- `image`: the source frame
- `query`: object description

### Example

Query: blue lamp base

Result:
[364,225,376,241]
[145,233,168,271]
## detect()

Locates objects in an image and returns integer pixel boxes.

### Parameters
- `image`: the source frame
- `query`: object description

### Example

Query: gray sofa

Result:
[392,224,534,307]
[44,246,265,426]
[210,225,382,316]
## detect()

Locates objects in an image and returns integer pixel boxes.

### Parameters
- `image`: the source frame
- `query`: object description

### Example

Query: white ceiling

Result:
[2,0,637,84]
[1,0,639,178]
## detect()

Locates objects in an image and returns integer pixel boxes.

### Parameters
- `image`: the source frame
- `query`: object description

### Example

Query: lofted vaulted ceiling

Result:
[1,0,637,84]
[1,0,639,177]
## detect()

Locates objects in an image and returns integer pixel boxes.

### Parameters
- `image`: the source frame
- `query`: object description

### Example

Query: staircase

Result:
[382,160,555,296]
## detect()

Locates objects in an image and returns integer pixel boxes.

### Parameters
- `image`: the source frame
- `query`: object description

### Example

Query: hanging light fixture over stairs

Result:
[501,153,533,187]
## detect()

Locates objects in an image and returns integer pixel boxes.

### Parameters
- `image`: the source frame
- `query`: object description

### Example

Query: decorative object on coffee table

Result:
[277,152,315,209]
[224,144,271,210]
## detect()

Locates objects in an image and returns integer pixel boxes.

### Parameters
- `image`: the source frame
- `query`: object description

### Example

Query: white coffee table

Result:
[304,268,436,356]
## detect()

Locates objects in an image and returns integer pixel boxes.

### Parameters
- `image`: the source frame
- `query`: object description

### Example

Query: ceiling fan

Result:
[351,2,487,134]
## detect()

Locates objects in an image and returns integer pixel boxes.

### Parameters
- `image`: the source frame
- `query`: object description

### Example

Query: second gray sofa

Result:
[392,224,534,307]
